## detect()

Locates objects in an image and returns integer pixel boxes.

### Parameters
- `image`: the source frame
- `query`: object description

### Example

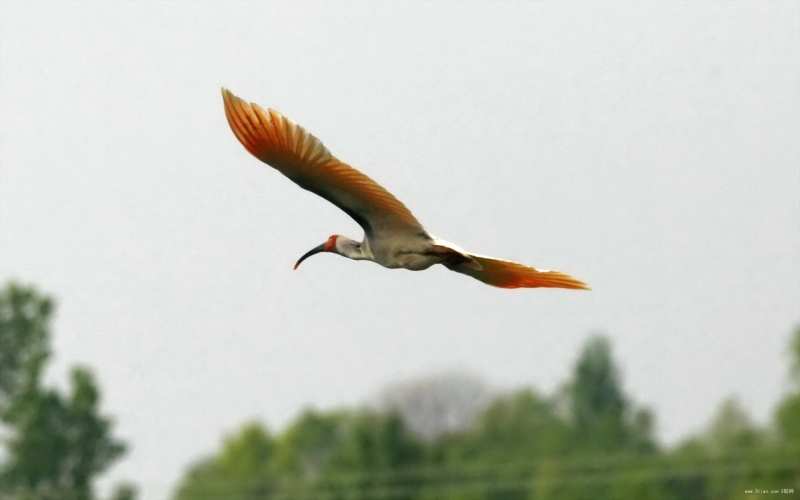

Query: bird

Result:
[221,88,589,290]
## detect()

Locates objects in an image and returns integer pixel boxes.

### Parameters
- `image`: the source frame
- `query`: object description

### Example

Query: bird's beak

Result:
[293,243,327,270]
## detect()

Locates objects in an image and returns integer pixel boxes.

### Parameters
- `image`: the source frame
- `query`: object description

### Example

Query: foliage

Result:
[568,336,657,458]
[775,326,800,448]
[0,282,128,500]
[0,283,52,417]
[173,329,800,500]
[439,388,571,463]
[110,483,138,500]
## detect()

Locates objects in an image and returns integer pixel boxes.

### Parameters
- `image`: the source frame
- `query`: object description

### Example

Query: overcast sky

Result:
[1,2,798,499]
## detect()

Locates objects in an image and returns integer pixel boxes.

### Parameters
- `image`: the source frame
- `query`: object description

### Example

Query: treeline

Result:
[1,282,797,500]
[174,332,800,500]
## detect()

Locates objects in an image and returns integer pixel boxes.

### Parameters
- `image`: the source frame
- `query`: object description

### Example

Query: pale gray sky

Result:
[1,2,798,500]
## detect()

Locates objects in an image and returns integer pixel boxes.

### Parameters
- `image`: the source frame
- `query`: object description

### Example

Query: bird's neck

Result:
[337,237,372,262]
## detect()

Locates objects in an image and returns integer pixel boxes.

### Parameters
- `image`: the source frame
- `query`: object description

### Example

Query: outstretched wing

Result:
[222,88,424,237]
[445,254,589,290]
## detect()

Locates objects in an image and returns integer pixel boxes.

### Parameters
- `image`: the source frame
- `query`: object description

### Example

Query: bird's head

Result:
[294,235,363,269]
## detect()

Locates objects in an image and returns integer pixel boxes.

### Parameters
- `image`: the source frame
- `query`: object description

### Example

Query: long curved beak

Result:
[293,243,327,270]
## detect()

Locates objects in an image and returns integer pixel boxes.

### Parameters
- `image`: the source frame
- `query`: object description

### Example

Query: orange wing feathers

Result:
[447,254,589,290]
[222,89,422,233]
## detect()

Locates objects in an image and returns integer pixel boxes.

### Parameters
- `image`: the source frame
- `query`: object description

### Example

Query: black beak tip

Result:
[294,242,327,271]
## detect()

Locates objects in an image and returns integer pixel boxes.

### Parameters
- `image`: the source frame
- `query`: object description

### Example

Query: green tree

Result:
[334,412,423,500]
[0,282,127,500]
[705,398,767,499]
[535,335,657,500]
[175,414,340,500]
[775,326,800,448]
[435,389,569,500]
[705,398,765,453]
[444,389,570,463]
[772,325,800,494]
[272,409,346,480]
[173,458,225,500]
[110,483,138,500]
[273,409,423,499]
[571,336,629,452]
[174,410,424,500]
[0,283,52,417]
[175,422,277,500]
[217,422,275,479]
[663,397,783,500]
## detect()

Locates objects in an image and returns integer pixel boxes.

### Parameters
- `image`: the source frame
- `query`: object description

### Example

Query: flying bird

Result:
[222,88,588,290]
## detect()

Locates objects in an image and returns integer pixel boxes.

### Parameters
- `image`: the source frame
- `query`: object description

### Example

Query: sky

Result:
[1,2,798,499]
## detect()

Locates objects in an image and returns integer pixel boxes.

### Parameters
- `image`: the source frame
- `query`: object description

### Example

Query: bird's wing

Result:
[222,88,424,237]
[444,253,590,290]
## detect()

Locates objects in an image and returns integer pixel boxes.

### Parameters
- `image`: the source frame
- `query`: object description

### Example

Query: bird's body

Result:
[362,234,468,271]
[222,88,588,290]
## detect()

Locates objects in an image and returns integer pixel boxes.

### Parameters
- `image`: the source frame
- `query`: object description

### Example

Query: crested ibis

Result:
[222,89,588,290]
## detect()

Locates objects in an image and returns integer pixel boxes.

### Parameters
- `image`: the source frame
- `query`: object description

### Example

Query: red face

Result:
[324,235,338,252]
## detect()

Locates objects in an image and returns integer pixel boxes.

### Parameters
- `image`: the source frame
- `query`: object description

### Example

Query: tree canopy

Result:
[172,327,800,500]
[0,283,128,500]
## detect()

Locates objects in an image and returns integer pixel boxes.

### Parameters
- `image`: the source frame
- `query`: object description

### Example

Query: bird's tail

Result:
[445,253,590,290]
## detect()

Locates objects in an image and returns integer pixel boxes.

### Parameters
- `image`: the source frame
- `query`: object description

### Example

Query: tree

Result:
[441,389,570,464]
[173,458,226,500]
[533,335,658,500]
[435,389,570,500]
[568,335,655,454]
[775,325,800,447]
[570,336,628,452]
[0,282,127,500]
[272,410,347,480]
[110,483,138,500]
[175,422,277,500]
[330,411,423,500]
[705,398,765,454]
[338,411,422,471]
[174,410,425,500]
[772,325,800,494]
[0,283,52,417]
